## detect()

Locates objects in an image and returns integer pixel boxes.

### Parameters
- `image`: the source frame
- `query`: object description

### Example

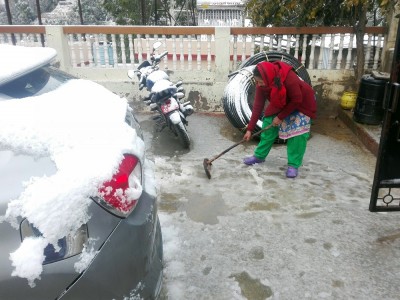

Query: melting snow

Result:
[9,237,47,287]
[74,238,99,273]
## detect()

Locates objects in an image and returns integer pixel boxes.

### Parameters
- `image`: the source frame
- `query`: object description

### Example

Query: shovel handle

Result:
[208,124,274,163]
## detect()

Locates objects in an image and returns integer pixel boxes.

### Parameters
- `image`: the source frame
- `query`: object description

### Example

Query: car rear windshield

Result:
[0,66,75,99]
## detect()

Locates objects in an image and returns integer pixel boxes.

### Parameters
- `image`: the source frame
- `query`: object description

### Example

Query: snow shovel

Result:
[203,124,274,179]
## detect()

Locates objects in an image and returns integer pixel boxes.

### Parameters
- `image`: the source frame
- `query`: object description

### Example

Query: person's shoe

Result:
[243,156,265,165]
[286,166,298,178]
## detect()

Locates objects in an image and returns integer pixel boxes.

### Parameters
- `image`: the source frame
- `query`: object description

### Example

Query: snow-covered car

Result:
[0,45,163,300]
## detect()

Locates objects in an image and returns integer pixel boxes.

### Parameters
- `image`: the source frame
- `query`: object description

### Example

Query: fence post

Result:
[45,26,71,72]
[214,27,231,78]
[381,4,400,72]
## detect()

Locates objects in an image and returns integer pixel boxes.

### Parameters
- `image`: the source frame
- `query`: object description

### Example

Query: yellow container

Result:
[341,91,357,110]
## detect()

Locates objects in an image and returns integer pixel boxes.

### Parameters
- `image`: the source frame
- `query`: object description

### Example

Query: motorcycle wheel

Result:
[174,121,190,149]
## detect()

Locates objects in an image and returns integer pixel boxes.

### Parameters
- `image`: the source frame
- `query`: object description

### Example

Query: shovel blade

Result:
[203,158,212,179]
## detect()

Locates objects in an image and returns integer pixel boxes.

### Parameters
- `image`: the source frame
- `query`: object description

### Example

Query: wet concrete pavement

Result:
[136,111,400,300]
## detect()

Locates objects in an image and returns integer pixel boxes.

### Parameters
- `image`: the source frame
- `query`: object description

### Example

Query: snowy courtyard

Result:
[137,111,400,300]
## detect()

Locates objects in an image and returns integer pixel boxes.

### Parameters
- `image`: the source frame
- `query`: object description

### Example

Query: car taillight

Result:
[97,154,142,217]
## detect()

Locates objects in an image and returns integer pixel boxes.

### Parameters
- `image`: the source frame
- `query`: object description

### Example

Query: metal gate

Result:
[369,22,400,212]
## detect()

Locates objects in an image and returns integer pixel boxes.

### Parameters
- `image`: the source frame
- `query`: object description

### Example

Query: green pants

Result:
[254,116,310,168]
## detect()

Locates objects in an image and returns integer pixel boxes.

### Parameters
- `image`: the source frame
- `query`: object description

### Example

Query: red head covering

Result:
[256,61,293,109]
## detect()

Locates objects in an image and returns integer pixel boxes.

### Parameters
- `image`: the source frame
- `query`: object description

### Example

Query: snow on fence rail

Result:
[0,25,387,72]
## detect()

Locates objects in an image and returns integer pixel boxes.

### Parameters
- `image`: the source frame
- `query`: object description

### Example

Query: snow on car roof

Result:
[0,45,57,86]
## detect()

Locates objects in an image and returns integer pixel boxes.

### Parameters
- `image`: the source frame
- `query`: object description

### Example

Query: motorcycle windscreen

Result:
[137,61,151,69]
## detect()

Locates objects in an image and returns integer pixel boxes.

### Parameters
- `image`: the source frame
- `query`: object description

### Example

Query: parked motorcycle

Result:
[128,42,193,149]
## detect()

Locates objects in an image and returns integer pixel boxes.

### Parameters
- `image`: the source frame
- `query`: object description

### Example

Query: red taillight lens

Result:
[98,154,142,215]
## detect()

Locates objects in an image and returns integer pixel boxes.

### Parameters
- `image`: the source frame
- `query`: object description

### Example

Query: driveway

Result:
[136,111,400,300]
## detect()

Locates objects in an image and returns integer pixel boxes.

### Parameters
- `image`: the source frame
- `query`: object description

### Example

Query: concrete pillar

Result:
[381,3,400,72]
[214,27,231,79]
[44,26,71,72]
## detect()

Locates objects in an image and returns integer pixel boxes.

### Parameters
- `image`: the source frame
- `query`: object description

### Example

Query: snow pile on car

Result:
[0,79,145,286]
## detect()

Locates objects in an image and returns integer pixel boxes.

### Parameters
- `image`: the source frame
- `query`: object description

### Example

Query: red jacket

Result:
[247,62,317,132]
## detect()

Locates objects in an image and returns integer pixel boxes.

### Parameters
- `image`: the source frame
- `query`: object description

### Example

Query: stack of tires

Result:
[222,51,312,142]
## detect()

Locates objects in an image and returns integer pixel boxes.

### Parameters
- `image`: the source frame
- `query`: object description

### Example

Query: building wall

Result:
[196,0,246,27]
[66,66,357,118]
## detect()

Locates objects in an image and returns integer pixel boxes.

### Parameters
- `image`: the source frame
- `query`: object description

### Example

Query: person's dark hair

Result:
[253,66,261,77]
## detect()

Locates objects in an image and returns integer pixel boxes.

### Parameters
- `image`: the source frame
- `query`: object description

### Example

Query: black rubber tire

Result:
[174,121,191,149]
[238,51,311,86]
[222,66,258,131]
